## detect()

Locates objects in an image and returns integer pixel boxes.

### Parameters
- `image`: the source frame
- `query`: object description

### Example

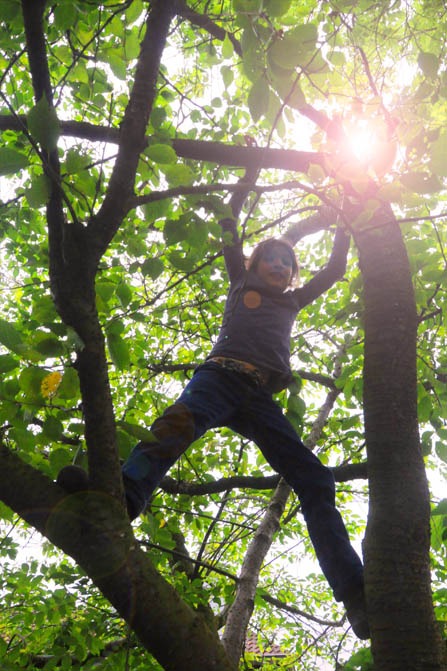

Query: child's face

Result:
[256,244,294,290]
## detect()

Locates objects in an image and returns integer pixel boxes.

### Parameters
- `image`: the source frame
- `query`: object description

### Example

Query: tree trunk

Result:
[355,202,446,670]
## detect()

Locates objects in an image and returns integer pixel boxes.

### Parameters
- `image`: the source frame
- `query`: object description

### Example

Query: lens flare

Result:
[346,123,377,164]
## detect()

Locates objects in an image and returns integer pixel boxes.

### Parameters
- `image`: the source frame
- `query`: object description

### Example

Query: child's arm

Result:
[218,215,245,282]
[297,226,350,308]
[218,167,258,282]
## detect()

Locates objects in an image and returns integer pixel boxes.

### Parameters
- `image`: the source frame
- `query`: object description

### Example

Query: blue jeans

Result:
[122,363,364,601]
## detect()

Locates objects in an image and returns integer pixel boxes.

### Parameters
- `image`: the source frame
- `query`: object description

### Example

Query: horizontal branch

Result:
[159,461,367,496]
[0,115,327,173]
[261,593,345,627]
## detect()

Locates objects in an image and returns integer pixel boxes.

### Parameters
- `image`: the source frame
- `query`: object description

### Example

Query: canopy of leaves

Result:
[0,1,446,669]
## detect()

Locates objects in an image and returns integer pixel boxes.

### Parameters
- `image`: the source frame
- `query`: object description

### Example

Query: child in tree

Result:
[59,206,369,639]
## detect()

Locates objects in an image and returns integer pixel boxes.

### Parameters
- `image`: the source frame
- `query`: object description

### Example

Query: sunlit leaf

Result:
[146,143,177,165]
[248,76,271,122]
[163,164,195,186]
[0,148,29,176]
[0,318,25,354]
[417,51,439,78]
[429,131,447,176]
[141,257,165,279]
[107,332,130,370]
[263,0,291,17]
[400,171,442,193]
[27,96,60,152]
[57,367,81,400]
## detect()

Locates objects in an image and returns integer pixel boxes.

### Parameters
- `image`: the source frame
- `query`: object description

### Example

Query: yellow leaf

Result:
[41,371,62,399]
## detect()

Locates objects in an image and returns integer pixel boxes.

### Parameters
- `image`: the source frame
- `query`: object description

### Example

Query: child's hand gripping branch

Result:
[58,203,369,640]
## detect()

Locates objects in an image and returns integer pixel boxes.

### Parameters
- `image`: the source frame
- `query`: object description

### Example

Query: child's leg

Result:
[122,402,195,519]
[228,389,364,602]
[122,363,255,519]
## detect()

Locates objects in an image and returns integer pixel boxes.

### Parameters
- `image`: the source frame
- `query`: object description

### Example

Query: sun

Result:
[346,122,377,164]
[343,115,398,177]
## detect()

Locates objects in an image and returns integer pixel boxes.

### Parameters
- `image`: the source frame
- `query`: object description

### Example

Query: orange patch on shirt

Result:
[243,290,261,309]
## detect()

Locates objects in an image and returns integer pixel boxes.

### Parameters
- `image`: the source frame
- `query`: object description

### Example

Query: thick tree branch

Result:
[20,0,67,300]
[90,1,178,259]
[0,442,235,671]
[221,479,291,665]
[20,1,121,499]
[357,202,444,660]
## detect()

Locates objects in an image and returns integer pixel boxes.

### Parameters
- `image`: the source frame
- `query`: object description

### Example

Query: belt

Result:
[208,356,269,386]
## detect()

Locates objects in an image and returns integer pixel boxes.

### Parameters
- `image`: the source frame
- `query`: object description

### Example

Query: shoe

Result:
[57,465,89,493]
[343,589,370,640]
[57,466,143,520]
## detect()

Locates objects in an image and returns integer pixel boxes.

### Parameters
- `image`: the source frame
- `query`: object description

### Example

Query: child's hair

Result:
[246,238,299,286]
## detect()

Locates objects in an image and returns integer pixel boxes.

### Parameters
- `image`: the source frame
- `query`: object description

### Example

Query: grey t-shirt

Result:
[207,222,349,392]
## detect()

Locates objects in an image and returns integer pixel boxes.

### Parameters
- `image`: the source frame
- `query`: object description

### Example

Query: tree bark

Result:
[355,202,446,670]
[0,443,235,671]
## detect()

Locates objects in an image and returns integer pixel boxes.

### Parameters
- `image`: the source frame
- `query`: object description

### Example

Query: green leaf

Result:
[233,0,263,14]
[146,143,177,165]
[116,282,132,308]
[124,32,141,60]
[64,148,91,175]
[221,65,234,88]
[18,367,47,401]
[27,96,60,152]
[0,318,25,354]
[33,334,65,358]
[163,164,195,186]
[43,416,64,441]
[108,52,127,80]
[269,24,318,69]
[274,76,306,109]
[400,172,442,194]
[107,333,130,371]
[248,76,271,122]
[25,173,50,207]
[222,34,234,59]
[53,3,79,30]
[0,354,19,373]
[96,280,115,304]
[125,0,144,24]
[435,441,447,463]
[168,251,197,271]
[418,51,439,78]
[49,448,72,476]
[263,0,291,17]
[0,148,29,176]
[287,394,306,418]
[142,198,170,222]
[141,257,165,279]
[429,131,447,176]
[150,106,167,129]
[432,499,447,516]
[163,218,189,246]
[57,367,80,400]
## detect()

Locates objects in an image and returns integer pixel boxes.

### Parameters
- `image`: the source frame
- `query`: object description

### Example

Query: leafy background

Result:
[1,0,447,669]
